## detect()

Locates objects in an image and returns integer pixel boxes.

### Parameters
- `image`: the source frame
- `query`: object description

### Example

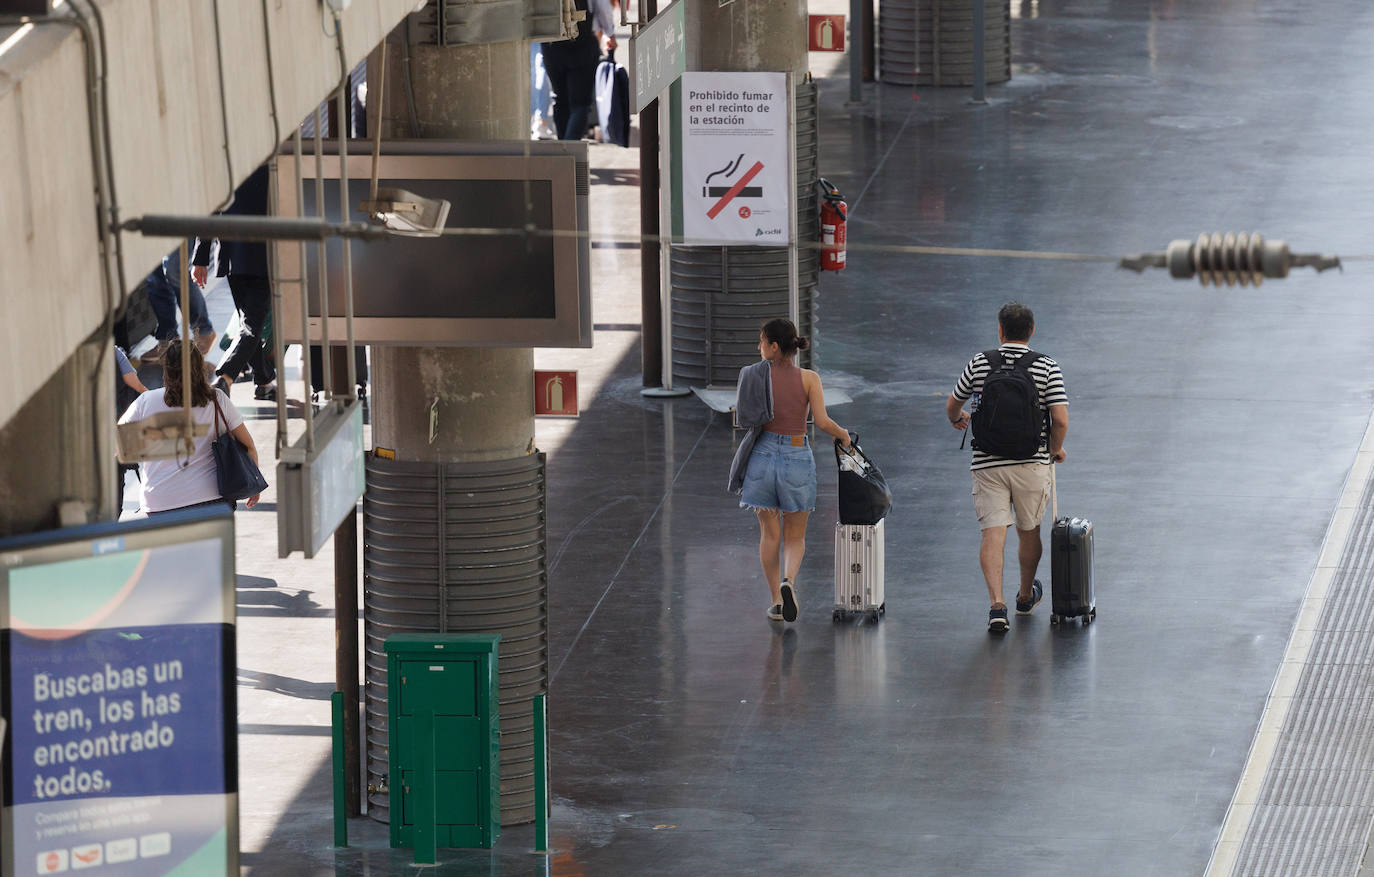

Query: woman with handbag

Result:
[731,319,851,623]
[118,340,263,515]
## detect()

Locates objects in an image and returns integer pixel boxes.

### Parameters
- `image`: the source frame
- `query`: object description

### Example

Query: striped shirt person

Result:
[945,303,1069,633]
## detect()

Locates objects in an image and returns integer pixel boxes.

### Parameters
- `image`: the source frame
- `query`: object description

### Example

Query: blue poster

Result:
[2,515,236,877]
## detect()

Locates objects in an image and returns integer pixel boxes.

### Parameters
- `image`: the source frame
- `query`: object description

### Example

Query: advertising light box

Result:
[0,509,237,877]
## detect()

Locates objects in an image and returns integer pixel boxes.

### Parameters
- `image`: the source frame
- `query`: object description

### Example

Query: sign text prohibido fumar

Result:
[0,509,238,877]
[677,71,791,246]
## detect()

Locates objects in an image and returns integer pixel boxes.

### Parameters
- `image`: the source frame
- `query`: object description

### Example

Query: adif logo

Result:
[755,227,782,237]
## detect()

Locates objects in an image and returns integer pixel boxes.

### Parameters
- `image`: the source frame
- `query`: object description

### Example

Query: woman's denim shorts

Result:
[740,432,817,513]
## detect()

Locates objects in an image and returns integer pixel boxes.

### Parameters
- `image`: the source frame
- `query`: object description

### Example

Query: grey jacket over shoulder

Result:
[728,360,774,494]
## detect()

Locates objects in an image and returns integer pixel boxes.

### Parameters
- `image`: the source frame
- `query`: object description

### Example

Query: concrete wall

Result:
[0,0,420,429]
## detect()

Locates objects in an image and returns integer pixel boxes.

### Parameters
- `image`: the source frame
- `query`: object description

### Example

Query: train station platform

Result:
[136,1,1374,873]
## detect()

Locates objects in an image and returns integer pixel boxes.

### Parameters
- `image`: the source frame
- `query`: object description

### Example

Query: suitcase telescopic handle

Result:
[1050,463,1058,522]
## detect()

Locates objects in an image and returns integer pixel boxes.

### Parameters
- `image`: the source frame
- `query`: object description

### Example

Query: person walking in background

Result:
[114,344,149,504]
[540,0,615,141]
[946,302,1068,633]
[145,241,216,359]
[530,44,556,140]
[193,165,276,401]
[730,319,851,623]
[117,340,261,515]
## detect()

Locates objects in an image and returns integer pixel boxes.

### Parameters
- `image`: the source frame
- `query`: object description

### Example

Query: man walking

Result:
[946,303,1068,633]
[192,165,276,401]
[540,0,615,141]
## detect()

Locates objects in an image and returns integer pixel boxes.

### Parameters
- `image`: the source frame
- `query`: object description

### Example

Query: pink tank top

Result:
[764,360,809,436]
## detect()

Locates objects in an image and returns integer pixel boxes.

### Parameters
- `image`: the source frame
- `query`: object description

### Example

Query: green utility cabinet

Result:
[386,634,501,851]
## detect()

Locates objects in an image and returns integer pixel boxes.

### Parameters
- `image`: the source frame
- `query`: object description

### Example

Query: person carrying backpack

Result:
[945,302,1068,633]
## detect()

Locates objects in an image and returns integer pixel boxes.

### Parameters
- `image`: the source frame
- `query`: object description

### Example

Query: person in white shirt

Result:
[118,341,262,515]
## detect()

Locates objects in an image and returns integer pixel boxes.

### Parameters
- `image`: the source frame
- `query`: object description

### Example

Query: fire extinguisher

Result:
[817,178,847,271]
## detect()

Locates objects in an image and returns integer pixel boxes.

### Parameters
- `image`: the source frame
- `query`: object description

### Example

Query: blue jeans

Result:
[530,45,553,125]
[740,433,818,513]
[146,243,213,340]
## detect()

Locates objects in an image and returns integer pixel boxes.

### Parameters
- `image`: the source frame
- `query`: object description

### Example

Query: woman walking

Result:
[118,341,262,515]
[731,319,851,622]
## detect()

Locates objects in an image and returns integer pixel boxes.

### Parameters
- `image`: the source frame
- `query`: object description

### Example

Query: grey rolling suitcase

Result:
[1049,466,1097,626]
[833,519,885,622]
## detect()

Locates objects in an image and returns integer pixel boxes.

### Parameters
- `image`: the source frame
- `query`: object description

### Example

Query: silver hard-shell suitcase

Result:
[833,519,885,622]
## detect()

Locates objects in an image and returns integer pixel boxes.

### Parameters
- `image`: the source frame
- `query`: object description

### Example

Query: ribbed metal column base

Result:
[363,454,547,827]
[879,0,1011,88]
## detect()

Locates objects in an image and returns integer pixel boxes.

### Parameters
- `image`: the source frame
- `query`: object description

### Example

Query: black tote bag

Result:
[835,438,892,526]
[211,396,268,502]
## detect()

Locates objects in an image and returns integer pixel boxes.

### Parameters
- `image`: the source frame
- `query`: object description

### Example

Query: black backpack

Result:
[971,349,1045,459]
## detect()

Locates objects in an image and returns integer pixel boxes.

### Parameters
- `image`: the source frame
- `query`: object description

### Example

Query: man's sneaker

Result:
[988,603,1009,633]
[767,604,783,621]
[779,579,798,622]
[213,376,230,397]
[254,384,277,402]
[1016,579,1044,616]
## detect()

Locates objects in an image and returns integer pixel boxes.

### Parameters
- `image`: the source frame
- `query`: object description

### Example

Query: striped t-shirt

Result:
[952,342,1068,470]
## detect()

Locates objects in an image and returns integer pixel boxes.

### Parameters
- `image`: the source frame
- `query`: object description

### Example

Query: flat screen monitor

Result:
[273,140,592,348]
[0,508,238,877]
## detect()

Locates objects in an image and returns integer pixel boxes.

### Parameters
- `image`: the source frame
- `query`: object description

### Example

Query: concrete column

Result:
[363,31,542,827]
[670,1,816,383]
[370,37,532,455]
[370,347,533,461]
[0,336,114,537]
[688,0,808,74]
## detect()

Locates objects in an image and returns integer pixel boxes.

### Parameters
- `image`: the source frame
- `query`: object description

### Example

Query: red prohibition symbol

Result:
[738,206,752,218]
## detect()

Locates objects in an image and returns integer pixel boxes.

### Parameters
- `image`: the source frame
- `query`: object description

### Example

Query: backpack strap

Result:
[982,349,1006,372]
[1012,350,1044,373]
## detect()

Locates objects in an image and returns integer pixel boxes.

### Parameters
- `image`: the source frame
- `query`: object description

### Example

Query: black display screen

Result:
[300,178,556,319]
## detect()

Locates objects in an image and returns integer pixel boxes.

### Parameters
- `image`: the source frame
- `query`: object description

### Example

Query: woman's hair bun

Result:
[794,335,810,351]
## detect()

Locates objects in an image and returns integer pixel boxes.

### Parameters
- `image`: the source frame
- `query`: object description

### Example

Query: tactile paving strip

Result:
[1233,472,1374,874]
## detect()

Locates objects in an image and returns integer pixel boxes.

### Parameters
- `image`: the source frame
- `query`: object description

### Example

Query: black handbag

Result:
[835,435,892,526]
[211,396,268,502]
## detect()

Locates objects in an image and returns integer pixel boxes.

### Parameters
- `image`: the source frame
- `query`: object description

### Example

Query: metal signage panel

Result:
[274,140,592,349]
[676,72,792,246]
[0,510,238,877]
[628,0,686,113]
[277,398,365,559]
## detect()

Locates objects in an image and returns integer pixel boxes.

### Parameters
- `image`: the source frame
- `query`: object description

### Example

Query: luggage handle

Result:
[1051,463,1057,522]
[1050,463,1057,522]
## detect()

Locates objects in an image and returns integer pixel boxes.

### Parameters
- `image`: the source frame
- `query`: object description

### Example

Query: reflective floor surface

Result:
[225,0,1374,873]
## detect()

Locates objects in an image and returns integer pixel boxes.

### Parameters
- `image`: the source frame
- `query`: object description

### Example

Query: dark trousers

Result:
[218,274,274,387]
[309,345,369,394]
[542,54,596,141]
[146,245,213,339]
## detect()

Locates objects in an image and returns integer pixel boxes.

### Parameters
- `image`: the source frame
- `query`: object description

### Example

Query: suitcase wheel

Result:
[1050,614,1059,626]
[878,603,886,617]
[832,609,846,622]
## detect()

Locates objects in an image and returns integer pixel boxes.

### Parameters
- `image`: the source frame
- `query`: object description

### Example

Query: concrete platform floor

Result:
[129,0,1374,874]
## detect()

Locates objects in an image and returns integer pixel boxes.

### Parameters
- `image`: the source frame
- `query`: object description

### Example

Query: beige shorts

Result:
[971,463,1052,530]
